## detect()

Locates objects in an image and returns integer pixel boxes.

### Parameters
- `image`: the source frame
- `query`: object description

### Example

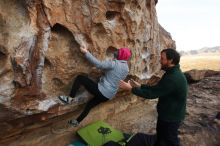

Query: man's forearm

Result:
[131,86,158,99]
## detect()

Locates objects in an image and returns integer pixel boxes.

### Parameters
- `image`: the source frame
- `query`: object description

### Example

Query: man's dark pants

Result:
[154,119,181,146]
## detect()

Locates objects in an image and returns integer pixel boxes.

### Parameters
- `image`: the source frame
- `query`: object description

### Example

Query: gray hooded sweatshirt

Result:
[85,52,129,99]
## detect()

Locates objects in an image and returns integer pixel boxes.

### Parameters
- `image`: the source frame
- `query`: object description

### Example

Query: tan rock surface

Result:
[0,0,174,112]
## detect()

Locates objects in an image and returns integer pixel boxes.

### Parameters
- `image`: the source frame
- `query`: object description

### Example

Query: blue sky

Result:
[156,0,220,51]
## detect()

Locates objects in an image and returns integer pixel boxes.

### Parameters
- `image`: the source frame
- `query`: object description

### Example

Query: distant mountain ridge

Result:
[180,46,220,56]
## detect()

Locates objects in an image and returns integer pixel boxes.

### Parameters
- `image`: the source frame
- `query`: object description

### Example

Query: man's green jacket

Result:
[132,64,188,122]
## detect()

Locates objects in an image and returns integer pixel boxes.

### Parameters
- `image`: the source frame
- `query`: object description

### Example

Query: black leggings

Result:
[70,75,108,122]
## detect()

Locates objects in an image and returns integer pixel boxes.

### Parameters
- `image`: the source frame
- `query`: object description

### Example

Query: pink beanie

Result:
[117,48,132,61]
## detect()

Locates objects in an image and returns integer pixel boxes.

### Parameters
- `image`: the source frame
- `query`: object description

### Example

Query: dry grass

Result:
[180,54,220,72]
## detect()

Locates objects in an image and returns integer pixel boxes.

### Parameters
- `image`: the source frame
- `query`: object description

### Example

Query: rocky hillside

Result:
[180,46,220,56]
[2,1,218,146]
[180,70,220,146]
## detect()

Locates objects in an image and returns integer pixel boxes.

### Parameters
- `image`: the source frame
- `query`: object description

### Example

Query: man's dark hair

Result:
[161,48,180,65]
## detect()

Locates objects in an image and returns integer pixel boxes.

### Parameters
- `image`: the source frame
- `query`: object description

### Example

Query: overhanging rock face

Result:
[0,0,175,114]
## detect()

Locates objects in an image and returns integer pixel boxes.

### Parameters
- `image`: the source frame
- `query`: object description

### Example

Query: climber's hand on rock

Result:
[80,46,88,54]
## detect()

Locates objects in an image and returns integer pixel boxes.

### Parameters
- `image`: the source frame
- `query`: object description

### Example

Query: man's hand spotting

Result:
[119,80,132,91]
[130,79,141,87]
